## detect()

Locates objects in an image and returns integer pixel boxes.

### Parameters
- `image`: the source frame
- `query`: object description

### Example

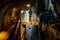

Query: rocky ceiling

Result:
[0,0,60,28]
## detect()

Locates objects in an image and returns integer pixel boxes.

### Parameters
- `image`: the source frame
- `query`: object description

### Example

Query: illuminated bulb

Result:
[26,10,29,13]
[26,4,30,8]
[21,10,24,13]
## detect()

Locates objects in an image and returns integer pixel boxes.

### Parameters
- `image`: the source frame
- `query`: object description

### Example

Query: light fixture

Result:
[26,4,31,8]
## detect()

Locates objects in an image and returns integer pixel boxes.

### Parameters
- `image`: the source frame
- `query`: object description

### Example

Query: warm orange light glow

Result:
[21,22,39,25]
[26,4,30,8]
[0,31,9,40]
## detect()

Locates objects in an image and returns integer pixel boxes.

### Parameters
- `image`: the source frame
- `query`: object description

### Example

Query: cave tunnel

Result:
[0,0,60,40]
